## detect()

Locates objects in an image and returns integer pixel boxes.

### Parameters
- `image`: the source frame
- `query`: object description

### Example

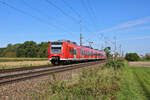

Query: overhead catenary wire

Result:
[80,0,103,45]
[45,0,95,45]
[46,0,93,33]
[61,0,93,33]
[45,0,79,23]
[0,0,73,35]
[61,0,100,45]
[21,0,73,35]
[61,0,81,19]
[22,0,54,20]
[80,0,97,28]
[80,0,92,21]
[86,0,97,19]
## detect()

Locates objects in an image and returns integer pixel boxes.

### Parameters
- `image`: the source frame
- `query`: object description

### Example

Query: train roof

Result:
[51,40,104,52]
[51,40,77,45]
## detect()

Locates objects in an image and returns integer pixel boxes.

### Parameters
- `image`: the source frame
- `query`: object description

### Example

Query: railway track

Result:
[0,64,54,73]
[0,60,106,86]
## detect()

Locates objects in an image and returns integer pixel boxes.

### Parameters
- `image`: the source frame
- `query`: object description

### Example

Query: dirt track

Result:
[129,61,150,67]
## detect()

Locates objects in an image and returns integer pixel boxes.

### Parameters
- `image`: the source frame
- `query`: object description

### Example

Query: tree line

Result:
[0,41,49,58]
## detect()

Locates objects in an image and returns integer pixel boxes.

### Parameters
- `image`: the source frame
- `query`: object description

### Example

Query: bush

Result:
[48,68,120,100]
[104,60,125,70]
[125,53,140,61]
[32,66,121,100]
[145,53,150,60]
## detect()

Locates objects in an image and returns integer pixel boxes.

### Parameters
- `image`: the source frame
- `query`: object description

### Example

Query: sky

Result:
[0,0,150,55]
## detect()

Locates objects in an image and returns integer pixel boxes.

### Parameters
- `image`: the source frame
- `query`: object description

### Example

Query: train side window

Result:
[76,49,78,55]
[81,49,83,55]
[74,49,76,55]
[69,48,72,55]
[72,49,74,55]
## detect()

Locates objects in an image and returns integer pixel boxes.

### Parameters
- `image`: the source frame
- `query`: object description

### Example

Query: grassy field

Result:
[30,60,150,100]
[0,60,51,69]
[0,57,48,62]
[0,62,51,69]
[31,61,123,100]
[118,66,150,100]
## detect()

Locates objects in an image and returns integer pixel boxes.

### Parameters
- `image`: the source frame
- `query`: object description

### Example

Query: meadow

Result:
[31,60,150,100]
[31,60,124,100]
[0,58,50,69]
[118,66,150,100]
[0,57,48,62]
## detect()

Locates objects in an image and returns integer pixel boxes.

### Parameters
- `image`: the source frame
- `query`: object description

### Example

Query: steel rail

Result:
[0,60,106,86]
[0,61,96,73]
[0,65,54,73]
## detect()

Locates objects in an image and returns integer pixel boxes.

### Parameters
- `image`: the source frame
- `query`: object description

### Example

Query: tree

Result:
[1,44,17,57]
[24,41,38,57]
[104,46,112,58]
[0,41,50,58]
[125,53,140,61]
[4,52,16,57]
[16,47,26,57]
[16,41,38,57]
[37,42,49,58]
[0,48,6,57]
[145,53,150,60]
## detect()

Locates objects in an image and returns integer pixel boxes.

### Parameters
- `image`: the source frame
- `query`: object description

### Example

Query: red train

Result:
[48,40,106,64]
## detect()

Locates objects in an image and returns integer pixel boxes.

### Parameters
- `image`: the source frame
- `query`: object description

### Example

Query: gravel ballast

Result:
[0,63,104,100]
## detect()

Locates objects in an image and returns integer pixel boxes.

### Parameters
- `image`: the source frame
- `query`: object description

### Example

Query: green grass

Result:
[118,66,150,100]
[31,61,150,100]
[0,57,48,62]
[140,58,150,62]
[32,61,124,100]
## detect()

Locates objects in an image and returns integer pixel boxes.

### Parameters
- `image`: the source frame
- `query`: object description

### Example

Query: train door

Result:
[66,45,69,59]
[69,47,72,59]
[74,48,76,59]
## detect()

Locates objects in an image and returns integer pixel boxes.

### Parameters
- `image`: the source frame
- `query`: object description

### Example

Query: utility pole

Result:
[80,20,82,46]
[101,43,104,50]
[122,50,124,57]
[104,37,107,48]
[119,44,122,58]
[114,36,117,61]
[88,41,93,48]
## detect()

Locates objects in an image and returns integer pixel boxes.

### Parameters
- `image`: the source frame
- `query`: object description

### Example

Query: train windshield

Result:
[51,45,62,54]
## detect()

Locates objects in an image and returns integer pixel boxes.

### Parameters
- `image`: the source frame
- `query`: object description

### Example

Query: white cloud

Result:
[118,35,150,42]
[99,16,150,33]
[116,26,150,33]
[93,35,150,44]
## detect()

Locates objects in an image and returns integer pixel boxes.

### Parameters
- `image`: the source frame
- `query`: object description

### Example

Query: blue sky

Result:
[0,0,150,55]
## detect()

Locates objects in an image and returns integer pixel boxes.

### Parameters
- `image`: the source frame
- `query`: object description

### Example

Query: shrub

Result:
[48,68,120,100]
[104,60,125,70]
[33,66,121,100]
[125,53,140,61]
[145,53,150,60]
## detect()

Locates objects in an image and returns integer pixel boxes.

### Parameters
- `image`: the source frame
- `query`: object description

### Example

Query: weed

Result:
[33,65,122,100]
[104,60,125,70]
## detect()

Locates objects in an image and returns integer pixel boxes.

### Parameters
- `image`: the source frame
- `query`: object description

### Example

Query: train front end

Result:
[48,41,64,65]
